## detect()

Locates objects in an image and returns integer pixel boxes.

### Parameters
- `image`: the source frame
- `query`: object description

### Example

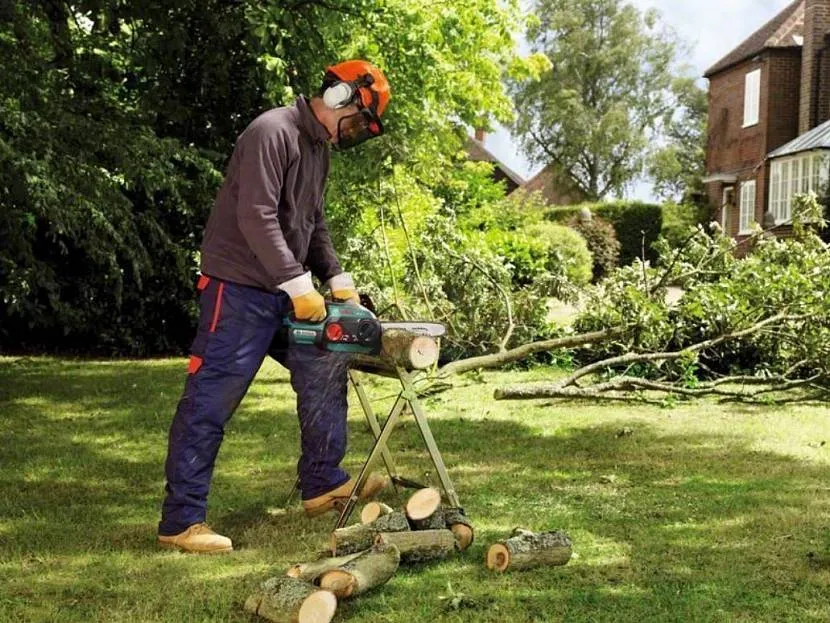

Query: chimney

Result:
[800,0,830,132]
[474,127,486,143]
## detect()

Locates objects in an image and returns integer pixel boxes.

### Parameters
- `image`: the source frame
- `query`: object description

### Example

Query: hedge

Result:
[546,201,663,265]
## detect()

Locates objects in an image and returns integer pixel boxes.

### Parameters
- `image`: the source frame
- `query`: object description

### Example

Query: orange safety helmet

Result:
[324,59,390,117]
[321,60,390,148]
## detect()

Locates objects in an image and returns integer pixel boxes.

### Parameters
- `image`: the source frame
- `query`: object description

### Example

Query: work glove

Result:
[279,272,327,322]
[328,273,360,306]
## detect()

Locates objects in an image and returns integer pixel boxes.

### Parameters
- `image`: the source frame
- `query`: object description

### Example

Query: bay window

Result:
[769,151,829,224]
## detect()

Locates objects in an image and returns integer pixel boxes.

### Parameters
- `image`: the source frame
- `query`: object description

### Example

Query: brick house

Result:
[521,163,588,206]
[467,128,525,194]
[704,0,830,239]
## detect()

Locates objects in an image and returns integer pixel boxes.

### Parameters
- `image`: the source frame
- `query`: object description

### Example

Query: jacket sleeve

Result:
[235,122,306,288]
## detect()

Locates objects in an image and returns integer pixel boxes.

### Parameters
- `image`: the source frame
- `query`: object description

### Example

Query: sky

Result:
[483,0,794,200]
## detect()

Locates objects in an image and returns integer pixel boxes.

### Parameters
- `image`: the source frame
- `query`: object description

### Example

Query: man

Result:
[157,60,391,554]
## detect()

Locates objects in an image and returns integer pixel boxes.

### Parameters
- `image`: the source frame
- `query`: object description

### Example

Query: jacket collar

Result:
[296,96,331,145]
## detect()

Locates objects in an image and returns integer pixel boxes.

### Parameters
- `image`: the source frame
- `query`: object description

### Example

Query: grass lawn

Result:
[1,356,829,622]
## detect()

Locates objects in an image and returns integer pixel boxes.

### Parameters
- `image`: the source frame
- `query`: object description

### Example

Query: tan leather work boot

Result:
[303,474,388,518]
[157,523,233,554]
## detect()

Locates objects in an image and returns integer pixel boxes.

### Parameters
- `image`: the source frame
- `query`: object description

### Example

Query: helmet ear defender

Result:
[322,73,376,110]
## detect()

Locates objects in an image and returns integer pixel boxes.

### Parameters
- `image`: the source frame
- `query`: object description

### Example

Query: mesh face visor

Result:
[335,108,384,150]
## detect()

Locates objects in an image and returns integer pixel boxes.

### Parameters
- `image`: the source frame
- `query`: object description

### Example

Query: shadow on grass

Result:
[1,359,829,621]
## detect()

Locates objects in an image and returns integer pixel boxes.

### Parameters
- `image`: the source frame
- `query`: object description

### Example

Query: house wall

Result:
[800,0,830,132]
[705,50,802,239]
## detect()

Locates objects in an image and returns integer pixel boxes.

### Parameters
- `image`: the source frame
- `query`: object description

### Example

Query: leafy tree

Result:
[0,0,549,355]
[647,77,708,203]
[511,0,682,200]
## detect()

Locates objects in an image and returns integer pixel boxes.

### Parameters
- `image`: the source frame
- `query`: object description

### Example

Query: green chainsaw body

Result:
[283,302,383,355]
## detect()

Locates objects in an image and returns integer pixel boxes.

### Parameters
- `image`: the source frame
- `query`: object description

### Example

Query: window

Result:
[721,187,735,231]
[743,69,761,127]
[739,181,756,234]
[769,151,829,223]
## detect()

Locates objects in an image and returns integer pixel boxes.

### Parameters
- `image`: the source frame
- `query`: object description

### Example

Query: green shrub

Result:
[569,215,621,280]
[485,231,550,287]
[661,202,707,248]
[546,201,663,265]
[525,222,593,288]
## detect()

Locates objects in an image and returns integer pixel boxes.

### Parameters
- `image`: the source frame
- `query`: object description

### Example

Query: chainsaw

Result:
[283,301,445,355]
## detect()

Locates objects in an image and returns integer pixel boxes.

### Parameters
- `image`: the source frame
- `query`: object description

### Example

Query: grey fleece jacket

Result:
[200,97,344,294]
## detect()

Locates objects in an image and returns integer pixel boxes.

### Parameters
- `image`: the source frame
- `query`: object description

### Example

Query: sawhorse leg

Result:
[335,367,461,528]
[335,390,408,528]
[349,370,401,494]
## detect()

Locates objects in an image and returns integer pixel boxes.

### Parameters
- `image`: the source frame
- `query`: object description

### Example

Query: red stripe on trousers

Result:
[209,282,224,332]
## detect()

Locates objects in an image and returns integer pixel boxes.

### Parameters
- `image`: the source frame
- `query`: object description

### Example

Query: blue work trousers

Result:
[158,276,350,536]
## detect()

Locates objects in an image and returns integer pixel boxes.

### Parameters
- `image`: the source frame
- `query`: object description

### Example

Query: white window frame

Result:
[739,180,756,235]
[768,151,829,224]
[743,69,761,128]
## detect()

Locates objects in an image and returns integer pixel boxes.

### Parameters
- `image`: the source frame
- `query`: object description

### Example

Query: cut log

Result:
[286,551,365,582]
[244,576,337,623]
[442,507,475,551]
[351,332,439,373]
[486,528,572,572]
[318,543,401,598]
[361,501,395,524]
[381,330,440,370]
[374,529,456,564]
[330,511,410,556]
[405,487,442,523]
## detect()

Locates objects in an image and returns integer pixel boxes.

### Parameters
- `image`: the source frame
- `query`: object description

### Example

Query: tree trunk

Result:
[486,528,573,572]
[361,501,395,524]
[317,544,401,598]
[330,511,410,556]
[374,529,456,563]
[244,576,337,623]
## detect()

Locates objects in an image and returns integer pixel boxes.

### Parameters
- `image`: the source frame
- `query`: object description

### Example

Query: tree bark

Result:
[244,576,337,623]
[317,544,401,598]
[330,511,410,556]
[286,551,365,582]
[374,529,456,563]
[486,528,573,572]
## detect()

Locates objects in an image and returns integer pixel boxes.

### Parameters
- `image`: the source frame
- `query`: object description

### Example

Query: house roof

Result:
[768,118,830,158]
[466,137,526,188]
[704,0,804,77]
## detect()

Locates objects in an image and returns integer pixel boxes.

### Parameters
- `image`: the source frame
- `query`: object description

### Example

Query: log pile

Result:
[245,490,573,621]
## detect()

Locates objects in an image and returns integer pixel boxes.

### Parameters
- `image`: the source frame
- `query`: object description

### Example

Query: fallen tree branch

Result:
[496,373,827,402]
[494,313,819,402]
[553,313,799,389]
[437,328,619,377]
